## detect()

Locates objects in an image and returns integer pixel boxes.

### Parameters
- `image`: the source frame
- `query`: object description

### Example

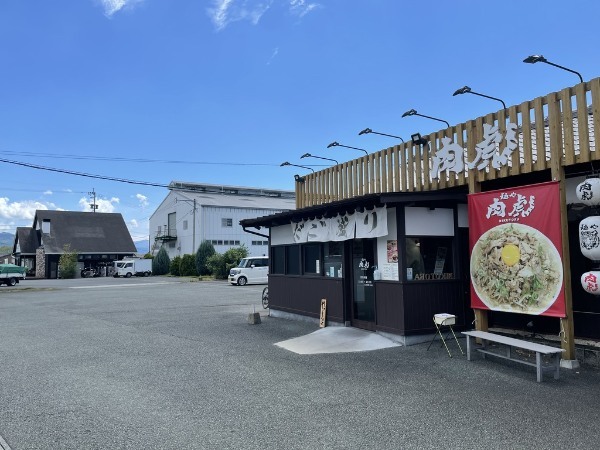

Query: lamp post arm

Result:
[415,113,450,128]
[469,91,507,109]
[370,131,405,142]
[310,155,339,165]
[544,61,583,83]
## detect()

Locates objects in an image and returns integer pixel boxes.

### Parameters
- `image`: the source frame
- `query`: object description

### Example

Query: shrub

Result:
[58,244,78,279]
[223,246,249,275]
[180,254,198,276]
[170,255,182,276]
[206,253,227,279]
[153,247,171,275]
[195,241,216,275]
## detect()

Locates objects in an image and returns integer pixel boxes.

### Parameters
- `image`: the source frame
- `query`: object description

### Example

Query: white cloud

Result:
[79,196,120,213]
[0,197,49,220]
[267,47,279,65]
[129,219,139,228]
[43,190,53,196]
[289,0,320,17]
[136,193,149,207]
[207,0,274,30]
[99,0,145,17]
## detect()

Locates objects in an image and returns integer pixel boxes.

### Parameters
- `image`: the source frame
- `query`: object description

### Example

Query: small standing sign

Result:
[319,299,327,328]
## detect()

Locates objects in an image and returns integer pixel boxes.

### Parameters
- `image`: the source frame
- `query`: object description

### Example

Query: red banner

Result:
[468,182,565,317]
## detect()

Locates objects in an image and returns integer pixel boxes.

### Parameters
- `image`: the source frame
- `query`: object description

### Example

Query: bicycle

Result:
[261,286,269,309]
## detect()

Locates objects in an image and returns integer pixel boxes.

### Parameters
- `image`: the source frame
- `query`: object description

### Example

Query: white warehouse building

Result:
[149,181,295,259]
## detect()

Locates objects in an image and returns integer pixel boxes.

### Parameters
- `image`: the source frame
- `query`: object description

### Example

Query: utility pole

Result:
[88,188,98,213]
[175,197,198,253]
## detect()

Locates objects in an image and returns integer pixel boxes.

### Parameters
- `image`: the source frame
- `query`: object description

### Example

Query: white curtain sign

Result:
[329,213,356,241]
[290,205,387,242]
[291,220,308,243]
[355,206,388,238]
[306,218,329,242]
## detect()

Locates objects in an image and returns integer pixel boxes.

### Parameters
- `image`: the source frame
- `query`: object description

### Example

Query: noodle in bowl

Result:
[470,223,563,315]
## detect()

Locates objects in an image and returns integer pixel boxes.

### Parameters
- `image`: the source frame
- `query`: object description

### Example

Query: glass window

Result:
[303,243,321,274]
[405,237,454,281]
[324,241,344,278]
[222,218,233,227]
[272,246,285,274]
[287,246,300,275]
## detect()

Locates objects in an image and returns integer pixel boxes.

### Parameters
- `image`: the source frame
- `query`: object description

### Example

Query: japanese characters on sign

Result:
[431,123,518,179]
[468,182,565,318]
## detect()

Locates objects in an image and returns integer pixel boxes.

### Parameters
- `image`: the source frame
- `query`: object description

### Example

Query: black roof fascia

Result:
[241,188,468,230]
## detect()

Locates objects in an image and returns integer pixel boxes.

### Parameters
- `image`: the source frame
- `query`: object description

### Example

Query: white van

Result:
[229,256,269,286]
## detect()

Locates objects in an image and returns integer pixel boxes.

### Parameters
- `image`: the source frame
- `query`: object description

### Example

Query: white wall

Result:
[405,207,454,237]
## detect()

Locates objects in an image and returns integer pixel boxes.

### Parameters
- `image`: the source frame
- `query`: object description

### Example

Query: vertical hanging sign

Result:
[468,181,565,317]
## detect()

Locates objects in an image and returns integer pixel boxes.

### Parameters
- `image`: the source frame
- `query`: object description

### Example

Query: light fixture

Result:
[280,161,315,173]
[402,109,450,128]
[523,54,583,83]
[358,127,405,143]
[300,153,339,165]
[294,174,305,183]
[327,141,368,155]
[452,85,507,109]
[411,133,428,146]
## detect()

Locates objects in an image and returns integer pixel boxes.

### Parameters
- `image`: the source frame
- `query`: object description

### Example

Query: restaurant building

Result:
[242,77,600,365]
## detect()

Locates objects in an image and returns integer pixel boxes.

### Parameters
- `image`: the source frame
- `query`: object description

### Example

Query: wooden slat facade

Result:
[296,78,600,208]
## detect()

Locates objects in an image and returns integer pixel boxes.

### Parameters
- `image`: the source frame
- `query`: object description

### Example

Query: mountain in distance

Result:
[134,239,149,254]
[0,232,14,247]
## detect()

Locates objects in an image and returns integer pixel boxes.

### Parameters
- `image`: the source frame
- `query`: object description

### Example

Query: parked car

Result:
[0,264,27,286]
[229,256,269,286]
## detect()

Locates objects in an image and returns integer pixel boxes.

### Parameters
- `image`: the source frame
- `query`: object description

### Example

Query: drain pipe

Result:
[242,225,269,239]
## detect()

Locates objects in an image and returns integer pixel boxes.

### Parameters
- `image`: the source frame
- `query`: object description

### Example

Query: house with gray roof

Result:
[13,210,137,278]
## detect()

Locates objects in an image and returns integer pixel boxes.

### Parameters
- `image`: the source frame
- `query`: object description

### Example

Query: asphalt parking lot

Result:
[1,276,600,449]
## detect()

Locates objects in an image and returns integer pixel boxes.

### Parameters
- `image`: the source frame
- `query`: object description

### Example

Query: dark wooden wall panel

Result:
[375,282,404,333]
[402,281,464,334]
[270,275,345,322]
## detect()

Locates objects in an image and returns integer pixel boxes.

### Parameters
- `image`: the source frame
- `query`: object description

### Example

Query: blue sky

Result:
[1,0,599,243]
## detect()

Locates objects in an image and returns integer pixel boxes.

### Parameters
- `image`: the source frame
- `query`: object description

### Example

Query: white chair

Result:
[427,313,464,358]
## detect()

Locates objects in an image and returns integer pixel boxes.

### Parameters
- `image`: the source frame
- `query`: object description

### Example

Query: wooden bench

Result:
[462,330,565,382]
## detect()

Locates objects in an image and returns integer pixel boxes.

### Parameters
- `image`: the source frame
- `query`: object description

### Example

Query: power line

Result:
[0,158,170,188]
[0,150,285,167]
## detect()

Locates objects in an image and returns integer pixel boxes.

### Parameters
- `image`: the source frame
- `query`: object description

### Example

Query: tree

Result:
[206,245,249,279]
[153,247,170,275]
[206,253,227,279]
[170,255,182,276]
[58,244,78,279]
[195,240,216,275]
[180,254,198,276]
[223,246,248,274]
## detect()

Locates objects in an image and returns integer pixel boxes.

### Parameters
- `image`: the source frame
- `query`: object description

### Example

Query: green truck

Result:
[0,264,27,286]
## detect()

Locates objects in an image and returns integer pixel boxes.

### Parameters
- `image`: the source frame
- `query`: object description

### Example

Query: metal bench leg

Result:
[536,353,542,382]
[554,354,561,380]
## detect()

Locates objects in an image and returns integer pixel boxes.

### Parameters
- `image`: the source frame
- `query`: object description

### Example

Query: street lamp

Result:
[300,153,339,165]
[358,128,405,143]
[327,141,368,155]
[402,109,450,128]
[523,54,583,83]
[452,86,507,109]
[280,161,315,173]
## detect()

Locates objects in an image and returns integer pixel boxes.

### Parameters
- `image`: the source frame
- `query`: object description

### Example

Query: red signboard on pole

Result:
[468,181,565,317]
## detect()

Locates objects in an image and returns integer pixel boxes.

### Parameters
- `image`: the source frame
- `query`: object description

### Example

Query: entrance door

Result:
[351,239,377,330]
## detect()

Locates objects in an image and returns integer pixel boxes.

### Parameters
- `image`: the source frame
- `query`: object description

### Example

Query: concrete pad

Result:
[275,327,401,355]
